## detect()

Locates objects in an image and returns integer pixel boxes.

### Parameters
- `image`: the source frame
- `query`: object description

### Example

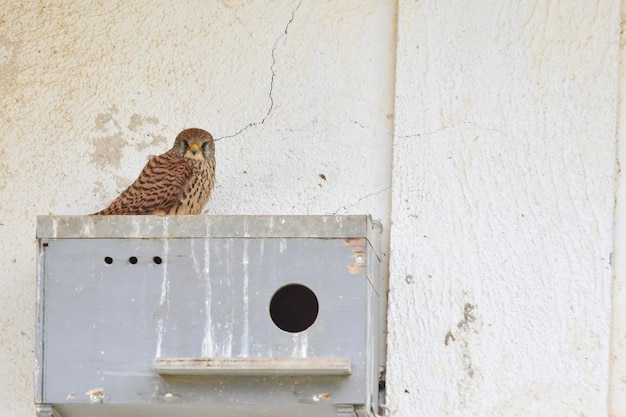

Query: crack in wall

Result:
[354,119,507,140]
[331,186,391,215]
[353,118,449,139]
[218,0,303,141]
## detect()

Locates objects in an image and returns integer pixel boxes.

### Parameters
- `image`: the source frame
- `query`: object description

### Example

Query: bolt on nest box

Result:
[35,215,385,417]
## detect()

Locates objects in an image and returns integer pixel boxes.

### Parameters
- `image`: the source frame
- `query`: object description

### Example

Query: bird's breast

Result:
[167,159,215,215]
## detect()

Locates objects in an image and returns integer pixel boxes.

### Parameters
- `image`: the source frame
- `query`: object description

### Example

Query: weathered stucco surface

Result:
[612,2,626,414]
[388,1,620,416]
[1,1,625,417]
[0,2,394,416]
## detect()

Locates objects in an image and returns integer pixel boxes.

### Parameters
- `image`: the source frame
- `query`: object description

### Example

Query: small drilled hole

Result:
[128,256,138,264]
[153,256,162,265]
[104,257,113,265]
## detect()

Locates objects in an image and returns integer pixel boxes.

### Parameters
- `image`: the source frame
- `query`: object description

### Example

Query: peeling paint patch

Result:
[158,391,182,403]
[345,238,367,274]
[92,179,106,199]
[127,114,168,151]
[92,109,168,168]
[343,237,365,249]
[312,392,332,401]
[136,134,168,152]
[85,387,105,403]
[451,302,483,408]
[347,259,365,274]
[92,133,126,170]
[0,36,21,96]
[94,106,121,132]
[128,113,159,131]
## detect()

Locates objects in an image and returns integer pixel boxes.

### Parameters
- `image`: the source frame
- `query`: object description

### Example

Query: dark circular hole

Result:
[269,284,319,333]
[128,256,138,264]
[153,256,162,265]
[104,257,113,265]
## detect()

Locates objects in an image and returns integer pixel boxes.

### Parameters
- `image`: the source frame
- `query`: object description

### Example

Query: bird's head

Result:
[173,128,215,161]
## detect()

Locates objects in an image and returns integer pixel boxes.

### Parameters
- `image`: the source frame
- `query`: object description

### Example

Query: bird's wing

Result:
[98,151,193,215]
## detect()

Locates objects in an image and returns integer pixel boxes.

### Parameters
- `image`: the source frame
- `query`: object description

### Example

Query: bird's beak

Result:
[189,144,200,155]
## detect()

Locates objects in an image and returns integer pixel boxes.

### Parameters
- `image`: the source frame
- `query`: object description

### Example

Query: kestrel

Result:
[94,128,216,215]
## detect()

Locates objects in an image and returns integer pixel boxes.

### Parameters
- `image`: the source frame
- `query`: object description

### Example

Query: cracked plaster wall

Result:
[0,1,624,417]
[0,1,394,416]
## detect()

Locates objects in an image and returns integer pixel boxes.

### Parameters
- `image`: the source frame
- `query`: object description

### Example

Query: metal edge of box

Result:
[36,215,378,240]
[34,239,46,404]
[365,216,384,417]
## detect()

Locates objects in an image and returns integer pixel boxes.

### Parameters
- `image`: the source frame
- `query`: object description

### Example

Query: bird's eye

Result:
[182,139,189,149]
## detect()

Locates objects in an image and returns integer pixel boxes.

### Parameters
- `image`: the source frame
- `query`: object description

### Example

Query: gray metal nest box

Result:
[35,215,384,417]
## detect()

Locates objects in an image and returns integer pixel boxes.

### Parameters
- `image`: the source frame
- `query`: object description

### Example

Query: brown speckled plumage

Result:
[95,128,215,215]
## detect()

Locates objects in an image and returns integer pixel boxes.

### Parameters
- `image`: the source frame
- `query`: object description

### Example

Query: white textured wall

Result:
[1,1,624,417]
[0,2,395,416]
[612,2,626,414]
[388,1,620,417]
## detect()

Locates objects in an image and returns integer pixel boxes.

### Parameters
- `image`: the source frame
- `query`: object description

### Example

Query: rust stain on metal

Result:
[347,262,365,274]
[344,237,365,248]
[85,387,105,403]
[313,392,332,401]
[346,238,366,274]
[319,392,332,400]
